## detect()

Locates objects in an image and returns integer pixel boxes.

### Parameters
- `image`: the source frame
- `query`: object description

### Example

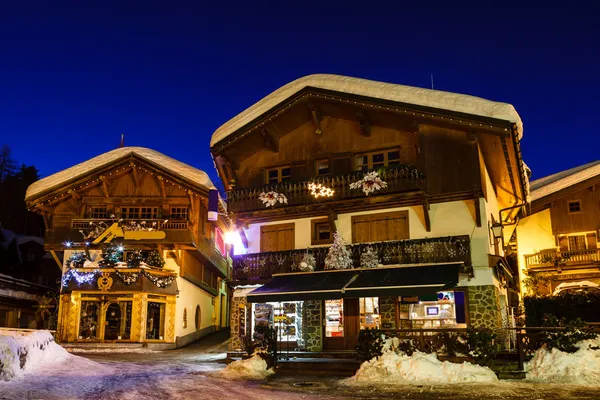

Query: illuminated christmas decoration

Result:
[61,269,98,287]
[143,271,174,288]
[349,171,388,196]
[308,182,334,198]
[115,271,141,285]
[259,191,288,207]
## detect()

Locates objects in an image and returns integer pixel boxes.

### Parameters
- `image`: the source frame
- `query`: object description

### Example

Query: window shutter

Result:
[455,291,467,324]
[558,236,569,252]
[586,233,597,250]
[291,161,308,183]
[330,155,352,176]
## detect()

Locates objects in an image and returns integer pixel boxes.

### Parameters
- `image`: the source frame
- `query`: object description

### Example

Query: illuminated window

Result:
[89,206,107,219]
[568,235,587,251]
[355,149,400,171]
[266,166,292,184]
[311,219,333,245]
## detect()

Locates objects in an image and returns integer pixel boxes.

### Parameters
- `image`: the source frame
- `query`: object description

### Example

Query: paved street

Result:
[1,330,599,400]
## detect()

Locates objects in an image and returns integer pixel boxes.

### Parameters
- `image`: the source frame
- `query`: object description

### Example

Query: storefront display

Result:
[359,297,380,330]
[325,299,343,337]
[398,291,462,329]
[252,301,303,344]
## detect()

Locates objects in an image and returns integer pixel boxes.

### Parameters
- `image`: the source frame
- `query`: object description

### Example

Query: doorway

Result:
[323,298,359,350]
[104,303,121,340]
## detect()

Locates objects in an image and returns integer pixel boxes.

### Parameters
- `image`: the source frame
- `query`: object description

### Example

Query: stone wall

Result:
[379,296,396,329]
[468,285,502,329]
[302,300,322,351]
[229,294,250,351]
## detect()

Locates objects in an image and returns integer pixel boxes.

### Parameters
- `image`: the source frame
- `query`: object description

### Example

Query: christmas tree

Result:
[99,241,123,267]
[146,249,165,269]
[360,246,379,268]
[127,249,144,268]
[324,232,353,270]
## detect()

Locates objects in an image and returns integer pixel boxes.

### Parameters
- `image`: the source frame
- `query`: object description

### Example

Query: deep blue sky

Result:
[1,3,598,188]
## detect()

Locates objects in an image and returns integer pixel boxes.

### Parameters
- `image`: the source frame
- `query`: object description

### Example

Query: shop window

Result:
[311,218,333,245]
[89,206,107,219]
[266,166,292,184]
[355,149,400,172]
[195,305,201,330]
[146,302,165,340]
[359,297,380,330]
[252,302,303,343]
[79,301,100,340]
[315,159,329,176]
[397,291,466,329]
[325,299,344,337]
[170,207,188,220]
[568,200,581,213]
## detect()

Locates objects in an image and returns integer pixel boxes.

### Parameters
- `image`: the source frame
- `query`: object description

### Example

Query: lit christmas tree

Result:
[99,241,123,267]
[146,249,165,269]
[324,232,353,270]
[127,249,144,268]
[360,246,379,268]
[67,251,88,269]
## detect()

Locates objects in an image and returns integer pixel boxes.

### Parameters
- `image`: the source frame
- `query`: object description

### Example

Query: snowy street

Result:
[0,330,598,400]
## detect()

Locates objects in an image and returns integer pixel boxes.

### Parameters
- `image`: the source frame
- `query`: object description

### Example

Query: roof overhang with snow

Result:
[25,147,217,203]
[530,160,600,204]
[210,74,523,151]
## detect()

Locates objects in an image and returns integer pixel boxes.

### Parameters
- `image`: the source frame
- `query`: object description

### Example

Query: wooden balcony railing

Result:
[227,164,425,213]
[232,235,471,281]
[525,248,600,269]
[71,218,189,230]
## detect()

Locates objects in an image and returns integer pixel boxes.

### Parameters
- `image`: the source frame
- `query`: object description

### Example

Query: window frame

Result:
[311,218,334,245]
[354,148,401,171]
[120,207,159,220]
[89,205,107,219]
[315,159,330,177]
[568,235,587,251]
[265,165,292,184]
[568,200,582,214]
[170,206,189,220]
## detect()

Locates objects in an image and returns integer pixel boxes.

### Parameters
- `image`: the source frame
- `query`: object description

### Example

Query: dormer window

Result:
[355,149,401,171]
[266,166,292,184]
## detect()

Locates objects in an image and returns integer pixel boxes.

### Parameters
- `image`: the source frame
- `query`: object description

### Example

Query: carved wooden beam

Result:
[67,189,82,215]
[235,219,249,249]
[328,209,338,234]
[260,128,279,153]
[99,175,110,198]
[422,197,431,232]
[306,103,323,135]
[187,190,196,224]
[131,165,141,195]
[357,111,371,137]
[473,193,482,227]
[49,250,63,272]
[68,189,81,200]
[156,175,166,198]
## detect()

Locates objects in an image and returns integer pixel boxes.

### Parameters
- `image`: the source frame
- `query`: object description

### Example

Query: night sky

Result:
[1,3,598,188]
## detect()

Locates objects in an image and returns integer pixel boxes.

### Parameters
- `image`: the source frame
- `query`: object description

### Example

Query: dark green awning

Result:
[245,263,461,303]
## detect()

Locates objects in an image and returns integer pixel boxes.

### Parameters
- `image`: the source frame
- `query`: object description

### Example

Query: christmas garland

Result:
[115,270,141,285]
[143,270,175,288]
[61,269,98,287]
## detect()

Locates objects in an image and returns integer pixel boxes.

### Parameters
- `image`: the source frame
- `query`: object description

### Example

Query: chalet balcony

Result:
[232,235,471,282]
[227,164,425,214]
[71,218,189,231]
[525,248,600,270]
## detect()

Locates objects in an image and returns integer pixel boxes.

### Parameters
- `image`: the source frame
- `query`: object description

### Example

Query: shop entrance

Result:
[323,298,359,351]
[103,303,121,340]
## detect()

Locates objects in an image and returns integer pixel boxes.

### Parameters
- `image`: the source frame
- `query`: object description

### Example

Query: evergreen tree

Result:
[67,251,88,269]
[0,144,16,183]
[324,232,353,270]
[146,249,165,269]
[99,241,123,267]
[127,249,144,268]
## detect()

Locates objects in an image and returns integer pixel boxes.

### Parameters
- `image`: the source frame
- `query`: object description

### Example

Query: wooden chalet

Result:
[517,160,600,295]
[210,74,528,352]
[25,147,231,348]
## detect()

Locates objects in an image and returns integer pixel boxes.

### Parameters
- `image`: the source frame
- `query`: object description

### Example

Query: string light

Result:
[308,183,335,198]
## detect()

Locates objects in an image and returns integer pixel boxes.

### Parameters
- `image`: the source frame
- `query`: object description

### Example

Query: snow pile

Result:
[212,354,274,380]
[0,329,69,380]
[345,338,497,385]
[526,339,600,384]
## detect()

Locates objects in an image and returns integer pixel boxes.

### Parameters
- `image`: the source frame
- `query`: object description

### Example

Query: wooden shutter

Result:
[351,215,372,243]
[291,161,308,183]
[586,233,597,249]
[260,223,295,252]
[351,211,409,243]
[330,155,352,176]
[558,235,569,252]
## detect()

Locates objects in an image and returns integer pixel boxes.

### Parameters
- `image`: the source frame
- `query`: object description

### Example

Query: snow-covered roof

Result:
[530,160,600,201]
[26,147,217,201]
[210,74,523,147]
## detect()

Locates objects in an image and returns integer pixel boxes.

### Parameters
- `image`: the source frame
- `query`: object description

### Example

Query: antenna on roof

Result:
[430,73,434,90]
[119,133,125,148]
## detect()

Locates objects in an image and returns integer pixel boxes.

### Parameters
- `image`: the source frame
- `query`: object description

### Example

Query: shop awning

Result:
[343,263,461,298]
[246,270,358,303]
[246,263,461,303]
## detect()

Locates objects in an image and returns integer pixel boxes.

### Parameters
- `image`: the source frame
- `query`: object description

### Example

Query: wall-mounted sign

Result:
[92,223,166,244]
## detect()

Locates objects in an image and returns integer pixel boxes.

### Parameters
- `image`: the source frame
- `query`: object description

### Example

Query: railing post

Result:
[516,330,524,372]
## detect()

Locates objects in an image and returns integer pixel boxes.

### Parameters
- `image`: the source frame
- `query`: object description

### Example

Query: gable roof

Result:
[25,147,216,201]
[210,74,523,148]
[530,160,600,201]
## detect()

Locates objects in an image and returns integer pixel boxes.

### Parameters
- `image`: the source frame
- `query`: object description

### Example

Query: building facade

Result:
[25,147,231,348]
[516,160,600,296]
[211,74,528,352]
